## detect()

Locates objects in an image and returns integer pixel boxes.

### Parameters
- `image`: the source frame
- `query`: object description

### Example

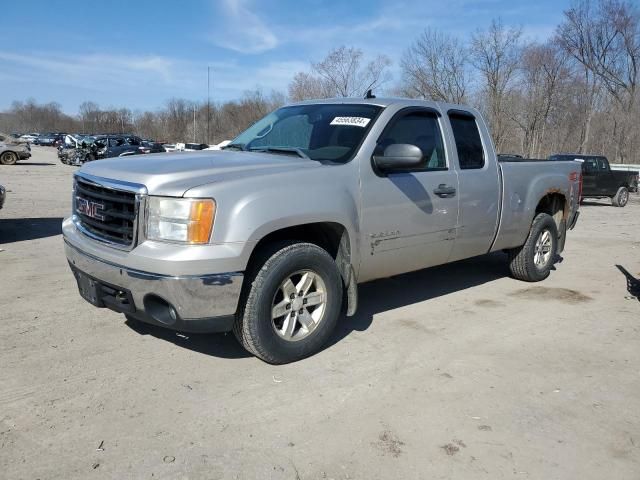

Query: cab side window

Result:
[597,157,608,170]
[377,111,446,170]
[448,112,485,169]
[583,158,597,173]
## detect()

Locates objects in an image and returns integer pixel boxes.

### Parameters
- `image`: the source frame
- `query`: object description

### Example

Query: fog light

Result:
[169,306,177,321]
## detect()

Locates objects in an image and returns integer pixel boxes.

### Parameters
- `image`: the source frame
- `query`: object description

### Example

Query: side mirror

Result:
[373,144,424,172]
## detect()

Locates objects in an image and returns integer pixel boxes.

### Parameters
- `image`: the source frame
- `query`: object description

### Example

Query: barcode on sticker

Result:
[330,117,371,127]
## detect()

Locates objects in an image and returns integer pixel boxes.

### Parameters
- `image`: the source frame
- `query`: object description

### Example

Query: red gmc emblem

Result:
[76,197,105,220]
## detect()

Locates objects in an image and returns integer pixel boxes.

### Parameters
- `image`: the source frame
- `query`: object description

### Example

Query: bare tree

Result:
[288,72,333,102]
[401,29,469,103]
[470,19,522,152]
[288,46,391,101]
[511,42,570,157]
[557,0,640,160]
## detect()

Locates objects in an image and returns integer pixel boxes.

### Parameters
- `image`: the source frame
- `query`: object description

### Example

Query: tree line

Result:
[1,0,638,162]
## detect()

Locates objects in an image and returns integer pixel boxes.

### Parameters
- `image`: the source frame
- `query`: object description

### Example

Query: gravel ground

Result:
[1,147,639,479]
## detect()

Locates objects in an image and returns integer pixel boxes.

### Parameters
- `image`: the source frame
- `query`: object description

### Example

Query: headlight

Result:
[147,197,215,244]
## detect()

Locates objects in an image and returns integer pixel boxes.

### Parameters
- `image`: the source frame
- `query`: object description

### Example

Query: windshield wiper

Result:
[222,143,246,151]
[248,146,310,159]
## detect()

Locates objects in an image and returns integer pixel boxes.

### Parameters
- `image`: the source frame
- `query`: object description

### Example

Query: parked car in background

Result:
[205,140,232,150]
[64,97,582,363]
[35,133,64,146]
[0,133,31,165]
[162,143,177,152]
[19,133,40,143]
[139,140,165,154]
[549,153,639,207]
[184,143,209,151]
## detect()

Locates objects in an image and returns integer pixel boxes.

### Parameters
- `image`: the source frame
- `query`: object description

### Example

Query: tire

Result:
[234,242,343,364]
[508,213,559,282]
[612,186,629,207]
[0,151,18,165]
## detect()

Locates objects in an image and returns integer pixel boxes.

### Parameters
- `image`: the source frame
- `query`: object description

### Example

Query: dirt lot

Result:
[1,147,639,479]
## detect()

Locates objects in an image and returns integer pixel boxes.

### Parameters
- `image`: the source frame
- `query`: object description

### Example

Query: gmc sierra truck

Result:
[63,98,581,364]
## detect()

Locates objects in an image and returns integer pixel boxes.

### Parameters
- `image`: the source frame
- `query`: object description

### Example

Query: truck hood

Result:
[78,150,321,196]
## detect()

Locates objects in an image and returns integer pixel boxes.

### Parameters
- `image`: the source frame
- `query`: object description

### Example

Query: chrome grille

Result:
[73,175,143,248]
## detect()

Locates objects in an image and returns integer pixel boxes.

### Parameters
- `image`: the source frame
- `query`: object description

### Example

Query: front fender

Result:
[184,162,362,272]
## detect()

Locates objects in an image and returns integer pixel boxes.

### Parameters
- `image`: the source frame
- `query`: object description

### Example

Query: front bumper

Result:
[65,240,243,333]
[18,151,31,160]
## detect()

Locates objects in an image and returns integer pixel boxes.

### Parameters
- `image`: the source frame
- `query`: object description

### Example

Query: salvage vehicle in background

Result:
[64,97,581,363]
[549,153,639,207]
[0,133,31,165]
[61,135,146,165]
[183,143,209,151]
[19,133,40,143]
[162,143,177,152]
[34,133,64,146]
[139,140,165,154]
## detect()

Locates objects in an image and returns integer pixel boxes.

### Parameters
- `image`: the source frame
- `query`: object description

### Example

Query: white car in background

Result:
[162,143,178,152]
[205,140,231,150]
[19,133,39,143]
[163,140,230,152]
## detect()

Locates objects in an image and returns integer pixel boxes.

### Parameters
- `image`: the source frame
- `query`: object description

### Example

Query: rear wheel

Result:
[508,213,558,282]
[234,242,343,364]
[0,151,18,165]
[612,186,629,207]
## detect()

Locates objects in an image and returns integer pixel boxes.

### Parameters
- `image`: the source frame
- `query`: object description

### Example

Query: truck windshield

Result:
[229,104,382,162]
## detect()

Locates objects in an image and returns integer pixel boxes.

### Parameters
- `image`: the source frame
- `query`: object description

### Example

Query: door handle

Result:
[433,184,456,197]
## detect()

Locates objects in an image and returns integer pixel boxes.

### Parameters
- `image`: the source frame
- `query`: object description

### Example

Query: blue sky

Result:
[0,0,569,114]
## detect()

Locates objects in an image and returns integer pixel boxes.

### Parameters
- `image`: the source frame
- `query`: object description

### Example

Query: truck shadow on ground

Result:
[327,252,508,349]
[615,265,640,301]
[125,252,509,360]
[124,319,250,359]
[0,217,63,244]
[15,162,56,166]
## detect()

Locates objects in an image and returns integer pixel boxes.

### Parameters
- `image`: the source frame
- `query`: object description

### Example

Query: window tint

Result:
[597,157,608,170]
[448,113,485,169]
[249,114,313,150]
[582,158,597,173]
[377,111,446,169]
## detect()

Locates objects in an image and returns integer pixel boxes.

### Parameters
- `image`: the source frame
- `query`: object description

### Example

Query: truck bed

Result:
[491,158,581,251]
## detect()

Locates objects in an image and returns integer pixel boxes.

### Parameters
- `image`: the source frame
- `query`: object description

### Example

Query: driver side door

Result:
[358,107,460,282]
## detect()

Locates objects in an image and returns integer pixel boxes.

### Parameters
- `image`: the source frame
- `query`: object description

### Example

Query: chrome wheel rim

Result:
[620,189,628,205]
[271,270,327,342]
[534,229,553,268]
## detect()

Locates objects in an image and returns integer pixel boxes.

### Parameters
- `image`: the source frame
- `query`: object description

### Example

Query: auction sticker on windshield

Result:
[330,117,371,127]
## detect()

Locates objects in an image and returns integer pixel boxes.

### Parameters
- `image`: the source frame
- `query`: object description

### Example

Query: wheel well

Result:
[243,222,354,310]
[535,193,566,229]
[245,222,351,281]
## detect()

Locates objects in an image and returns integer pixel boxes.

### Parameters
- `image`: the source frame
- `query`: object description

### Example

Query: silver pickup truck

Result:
[63,98,581,363]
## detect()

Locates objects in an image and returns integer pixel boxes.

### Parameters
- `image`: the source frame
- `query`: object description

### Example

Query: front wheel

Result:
[234,242,343,364]
[508,213,559,282]
[612,186,629,207]
[0,151,18,165]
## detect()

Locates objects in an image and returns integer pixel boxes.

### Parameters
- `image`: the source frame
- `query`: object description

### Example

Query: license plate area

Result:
[70,265,136,313]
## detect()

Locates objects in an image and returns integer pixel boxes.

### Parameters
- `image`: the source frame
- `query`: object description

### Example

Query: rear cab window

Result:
[448,112,485,170]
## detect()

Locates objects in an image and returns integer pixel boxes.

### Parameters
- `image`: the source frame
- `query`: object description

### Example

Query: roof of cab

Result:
[286,96,479,115]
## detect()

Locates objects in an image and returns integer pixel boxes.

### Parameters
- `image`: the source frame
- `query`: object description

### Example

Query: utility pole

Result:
[207,66,211,144]
[193,105,196,143]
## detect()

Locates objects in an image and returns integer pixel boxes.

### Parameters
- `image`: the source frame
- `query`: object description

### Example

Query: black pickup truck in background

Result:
[549,154,639,207]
